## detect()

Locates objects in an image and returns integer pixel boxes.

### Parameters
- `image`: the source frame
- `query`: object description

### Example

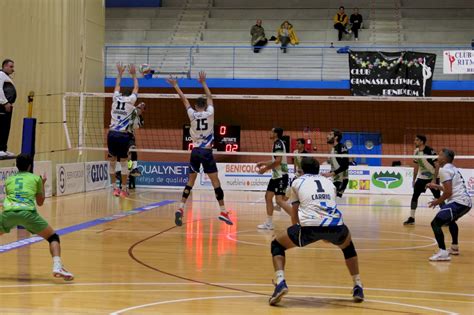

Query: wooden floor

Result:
[0,189,473,314]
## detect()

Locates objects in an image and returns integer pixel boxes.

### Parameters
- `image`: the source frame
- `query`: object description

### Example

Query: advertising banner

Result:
[349,51,436,97]
[135,161,190,188]
[443,50,474,74]
[35,161,53,197]
[370,167,414,195]
[56,163,85,196]
[85,161,110,192]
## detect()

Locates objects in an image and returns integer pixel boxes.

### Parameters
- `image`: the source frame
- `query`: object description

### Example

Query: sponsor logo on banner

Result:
[56,163,85,196]
[136,161,190,187]
[372,171,403,189]
[346,167,371,193]
[443,50,474,74]
[0,167,18,202]
[222,163,271,190]
[467,176,474,196]
[85,161,110,192]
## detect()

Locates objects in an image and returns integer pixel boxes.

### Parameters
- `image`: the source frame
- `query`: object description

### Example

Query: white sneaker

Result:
[429,249,451,261]
[257,222,274,230]
[53,265,74,281]
[448,247,459,255]
[0,151,7,157]
[5,151,15,157]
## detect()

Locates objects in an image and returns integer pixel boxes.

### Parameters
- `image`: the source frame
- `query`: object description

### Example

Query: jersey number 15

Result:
[196,118,208,131]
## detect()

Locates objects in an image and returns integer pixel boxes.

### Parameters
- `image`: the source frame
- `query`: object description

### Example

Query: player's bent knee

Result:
[342,241,357,259]
[182,185,193,199]
[47,233,60,244]
[120,161,129,175]
[271,239,286,257]
[214,187,224,201]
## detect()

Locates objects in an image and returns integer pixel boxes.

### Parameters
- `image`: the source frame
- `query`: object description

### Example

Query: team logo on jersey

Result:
[372,171,403,189]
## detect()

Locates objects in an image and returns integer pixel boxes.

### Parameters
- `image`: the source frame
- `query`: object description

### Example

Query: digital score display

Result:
[182,125,241,152]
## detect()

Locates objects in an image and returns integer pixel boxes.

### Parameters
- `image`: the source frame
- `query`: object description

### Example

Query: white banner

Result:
[443,50,474,74]
[85,161,110,192]
[459,168,474,196]
[35,161,53,198]
[56,163,85,196]
[370,167,414,195]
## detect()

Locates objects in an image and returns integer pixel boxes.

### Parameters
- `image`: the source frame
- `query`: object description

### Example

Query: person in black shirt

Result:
[323,129,350,197]
[350,8,363,41]
[0,59,17,157]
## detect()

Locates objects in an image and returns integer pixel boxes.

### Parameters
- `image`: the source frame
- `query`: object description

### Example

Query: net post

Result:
[27,91,34,118]
[62,94,72,149]
[78,92,85,155]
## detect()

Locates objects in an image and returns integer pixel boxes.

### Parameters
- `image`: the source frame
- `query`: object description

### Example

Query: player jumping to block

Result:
[166,71,233,227]
[268,157,364,305]
[108,63,144,197]
[1,154,74,281]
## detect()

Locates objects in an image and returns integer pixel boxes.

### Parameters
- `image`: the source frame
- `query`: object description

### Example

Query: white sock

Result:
[219,205,226,213]
[410,210,416,218]
[53,256,62,267]
[352,274,362,287]
[451,244,459,250]
[266,216,273,224]
[275,270,285,285]
[179,202,185,210]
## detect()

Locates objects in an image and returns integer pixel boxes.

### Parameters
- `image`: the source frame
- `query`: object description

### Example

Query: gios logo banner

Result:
[85,161,109,192]
[372,171,403,189]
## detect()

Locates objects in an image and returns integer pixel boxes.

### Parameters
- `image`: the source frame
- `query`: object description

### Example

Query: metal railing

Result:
[104,45,472,81]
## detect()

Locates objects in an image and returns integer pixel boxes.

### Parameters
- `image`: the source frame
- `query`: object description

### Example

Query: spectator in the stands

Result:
[333,6,351,41]
[251,19,268,53]
[275,21,299,53]
[350,8,363,41]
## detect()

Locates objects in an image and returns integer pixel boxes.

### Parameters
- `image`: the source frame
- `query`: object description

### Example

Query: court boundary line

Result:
[0,200,176,253]
[109,294,458,315]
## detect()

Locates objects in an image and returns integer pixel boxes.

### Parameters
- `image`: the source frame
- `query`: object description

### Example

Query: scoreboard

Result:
[182,125,241,151]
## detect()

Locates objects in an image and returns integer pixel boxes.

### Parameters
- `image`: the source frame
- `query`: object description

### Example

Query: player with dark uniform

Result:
[268,157,364,306]
[166,71,233,227]
[323,129,349,197]
[403,135,441,225]
[256,127,294,230]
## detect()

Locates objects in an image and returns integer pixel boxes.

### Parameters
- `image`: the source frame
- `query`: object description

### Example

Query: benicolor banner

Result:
[443,50,474,74]
[0,161,53,202]
[85,161,110,192]
[56,163,85,196]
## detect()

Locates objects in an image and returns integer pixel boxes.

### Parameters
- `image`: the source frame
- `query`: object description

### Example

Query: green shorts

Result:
[0,210,49,234]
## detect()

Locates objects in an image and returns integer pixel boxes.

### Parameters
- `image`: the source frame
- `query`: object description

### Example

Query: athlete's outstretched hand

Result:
[198,71,207,84]
[166,76,178,87]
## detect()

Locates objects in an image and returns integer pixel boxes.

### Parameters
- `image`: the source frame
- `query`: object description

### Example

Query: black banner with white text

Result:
[349,51,436,97]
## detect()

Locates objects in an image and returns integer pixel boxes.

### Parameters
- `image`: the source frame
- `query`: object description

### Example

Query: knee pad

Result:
[120,160,129,175]
[47,233,60,244]
[182,185,193,199]
[271,239,286,257]
[342,241,357,259]
[214,187,224,201]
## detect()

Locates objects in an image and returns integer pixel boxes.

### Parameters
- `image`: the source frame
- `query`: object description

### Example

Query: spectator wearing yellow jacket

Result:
[333,6,351,41]
[275,21,299,53]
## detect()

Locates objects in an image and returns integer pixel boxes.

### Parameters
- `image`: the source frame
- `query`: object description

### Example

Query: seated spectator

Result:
[333,6,351,41]
[275,21,299,53]
[250,19,268,53]
[350,8,363,41]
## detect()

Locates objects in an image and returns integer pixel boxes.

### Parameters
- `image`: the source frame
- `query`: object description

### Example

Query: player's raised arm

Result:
[166,76,191,110]
[114,63,125,93]
[198,71,213,106]
[129,64,139,95]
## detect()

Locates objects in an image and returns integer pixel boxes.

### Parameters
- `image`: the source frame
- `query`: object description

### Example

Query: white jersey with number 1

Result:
[110,91,138,132]
[290,174,343,227]
[187,105,214,149]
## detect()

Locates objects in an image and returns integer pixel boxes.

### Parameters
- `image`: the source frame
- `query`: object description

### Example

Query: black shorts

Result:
[189,147,218,174]
[267,174,289,195]
[287,224,349,247]
[107,131,132,159]
[414,178,441,197]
